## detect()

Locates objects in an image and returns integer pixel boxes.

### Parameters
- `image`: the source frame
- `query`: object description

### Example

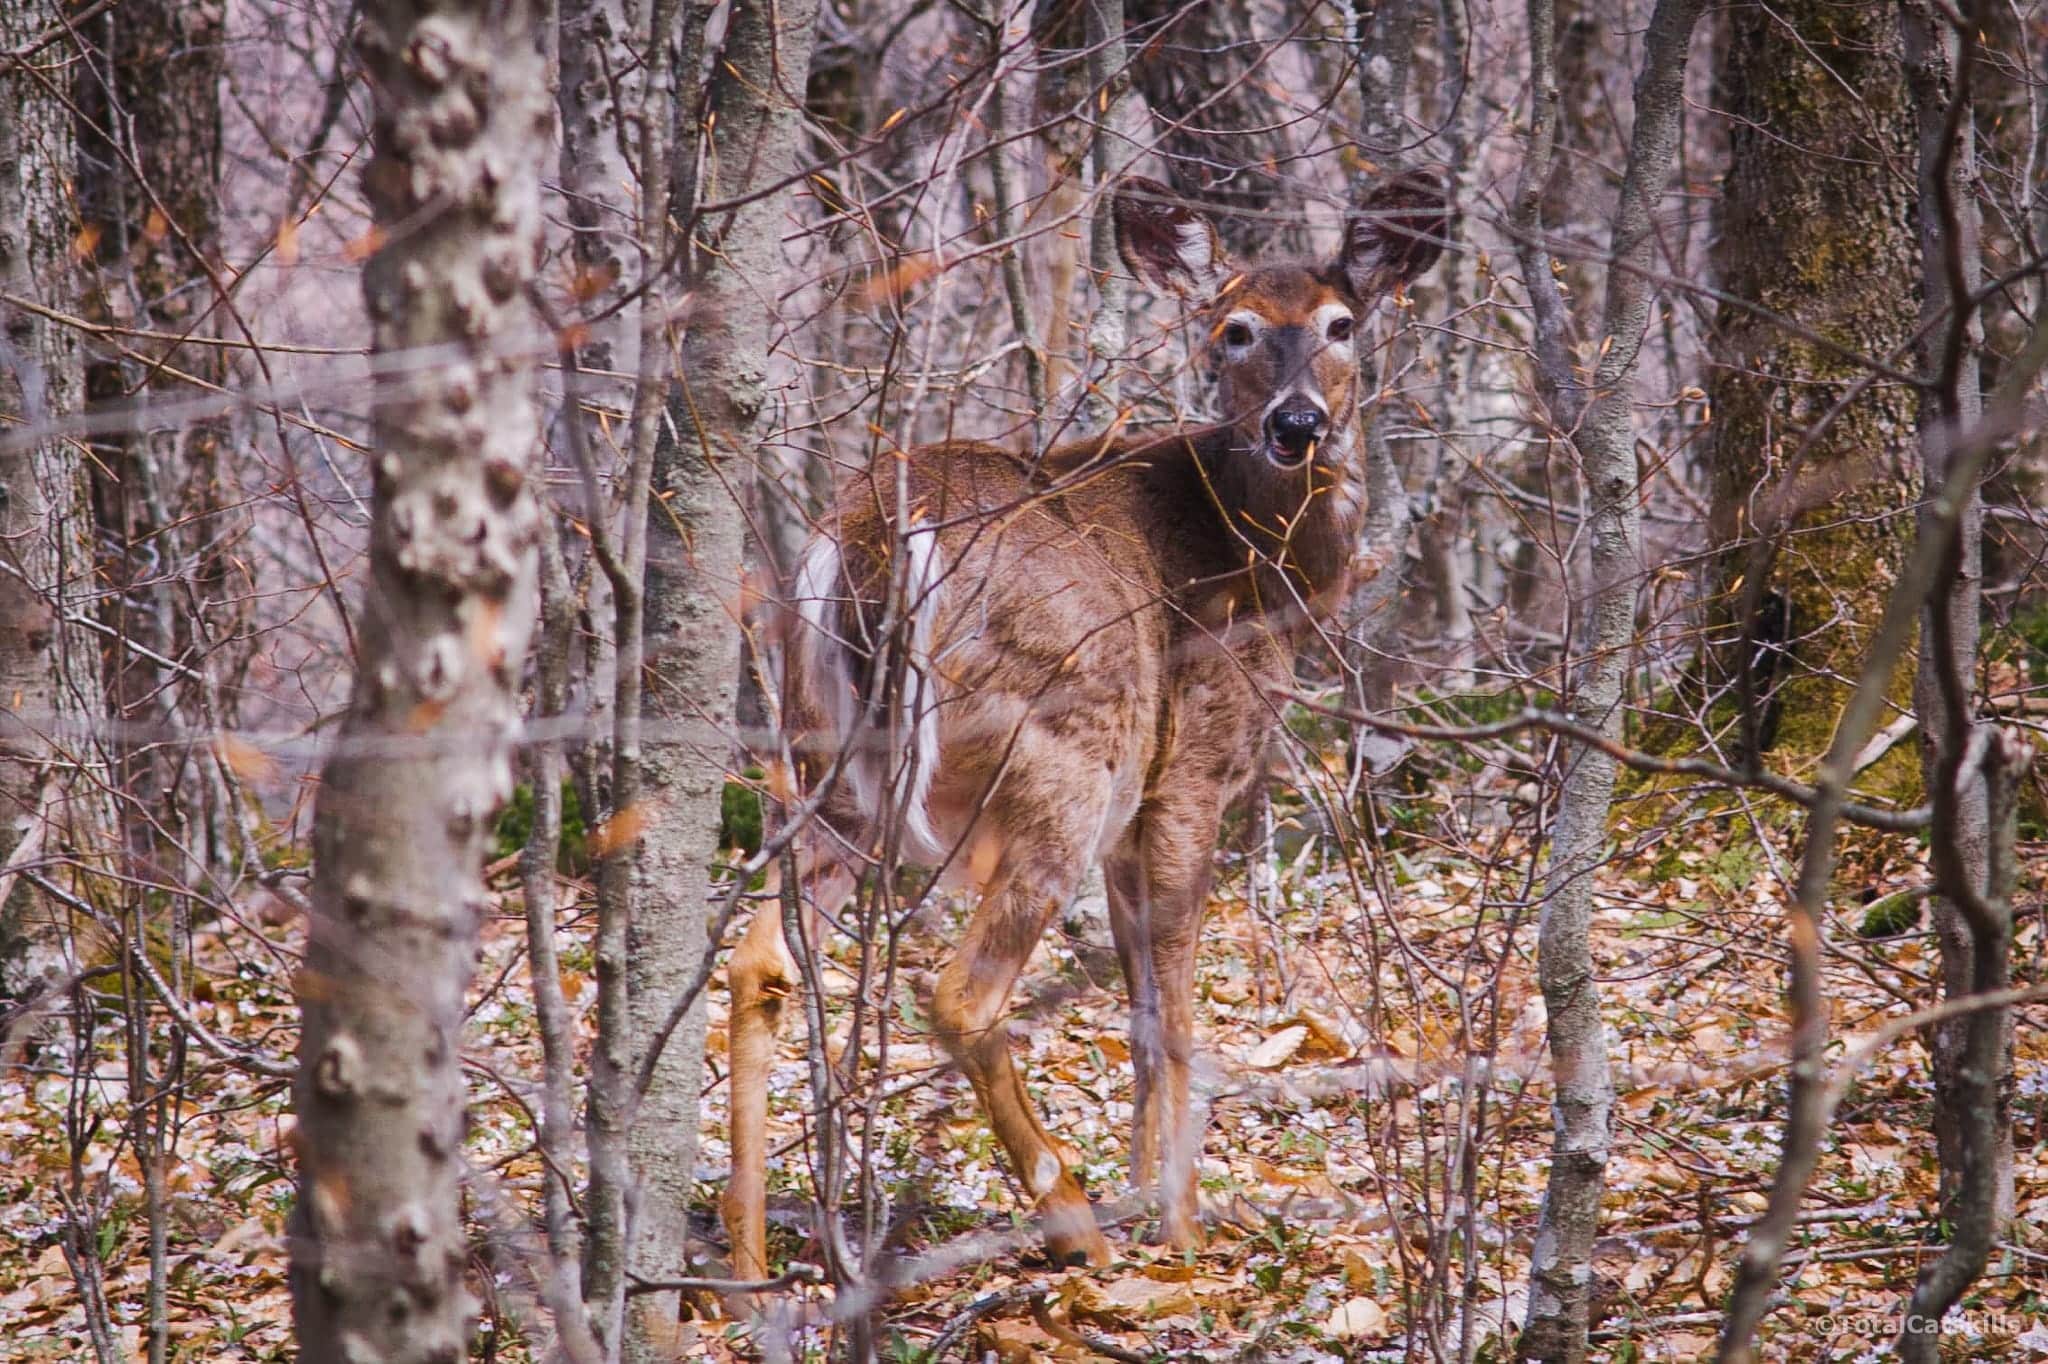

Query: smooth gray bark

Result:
[1899,8,2015,1356]
[553,0,660,1353]
[1341,0,1418,781]
[1517,1,1704,1358]
[976,0,1049,449]
[1080,0,1148,433]
[289,3,550,1360]
[621,0,821,1347]
[559,0,646,403]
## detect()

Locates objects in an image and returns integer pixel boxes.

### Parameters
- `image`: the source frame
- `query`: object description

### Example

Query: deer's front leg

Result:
[722,902,796,1284]
[1109,804,1220,1252]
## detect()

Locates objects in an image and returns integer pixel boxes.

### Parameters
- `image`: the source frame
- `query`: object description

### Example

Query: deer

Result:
[722,171,1453,1276]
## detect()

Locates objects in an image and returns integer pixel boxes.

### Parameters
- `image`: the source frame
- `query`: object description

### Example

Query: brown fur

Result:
[723,177,1451,1275]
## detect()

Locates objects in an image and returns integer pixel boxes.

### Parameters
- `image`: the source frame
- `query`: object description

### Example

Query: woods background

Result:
[0,0,2044,1360]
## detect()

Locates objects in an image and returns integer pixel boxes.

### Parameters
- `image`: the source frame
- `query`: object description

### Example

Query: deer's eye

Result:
[1326,314,1354,343]
[1222,321,1253,348]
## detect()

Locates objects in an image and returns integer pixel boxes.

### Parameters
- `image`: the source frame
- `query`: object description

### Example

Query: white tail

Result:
[786,524,948,863]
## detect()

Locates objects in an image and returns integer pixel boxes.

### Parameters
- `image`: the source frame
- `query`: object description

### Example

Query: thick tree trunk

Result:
[1707,0,1920,780]
[0,0,93,996]
[288,3,549,1360]
[620,0,822,1344]
[75,0,236,838]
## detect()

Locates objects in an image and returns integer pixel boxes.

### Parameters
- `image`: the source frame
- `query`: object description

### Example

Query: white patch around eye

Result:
[1313,302,1357,353]
[1221,309,1265,351]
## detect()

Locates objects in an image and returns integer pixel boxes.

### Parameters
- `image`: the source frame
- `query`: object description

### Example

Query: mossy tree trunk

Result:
[1707,0,1920,784]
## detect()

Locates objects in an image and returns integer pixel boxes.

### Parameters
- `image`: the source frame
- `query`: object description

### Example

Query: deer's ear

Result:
[1114,177,1222,294]
[1340,168,1454,299]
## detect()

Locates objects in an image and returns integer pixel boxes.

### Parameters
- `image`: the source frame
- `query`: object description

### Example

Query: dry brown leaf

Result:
[215,733,280,785]
[586,801,651,859]
[1066,1275,1196,1329]
[341,226,387,262]
[1283,1009,1352,1060]
[1325,1295,1389,1339]
[1245,1024,1307,1069]
[212,1216,272,1259]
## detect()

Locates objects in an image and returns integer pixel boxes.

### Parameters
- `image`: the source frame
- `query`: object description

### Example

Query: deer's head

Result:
[1115,171,1454,480]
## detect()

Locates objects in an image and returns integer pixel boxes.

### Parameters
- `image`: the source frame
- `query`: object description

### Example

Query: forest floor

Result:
[1,776,2044,1362]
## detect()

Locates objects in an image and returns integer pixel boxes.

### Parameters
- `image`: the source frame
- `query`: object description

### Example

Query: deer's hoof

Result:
[1038,1181,1112,1268]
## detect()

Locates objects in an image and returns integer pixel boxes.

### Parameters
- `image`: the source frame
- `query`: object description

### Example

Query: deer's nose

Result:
[1264,403,1325,464]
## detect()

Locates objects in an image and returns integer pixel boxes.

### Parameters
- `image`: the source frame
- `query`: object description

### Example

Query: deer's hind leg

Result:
[931,828,1111,1267]
[722,861,852,1282]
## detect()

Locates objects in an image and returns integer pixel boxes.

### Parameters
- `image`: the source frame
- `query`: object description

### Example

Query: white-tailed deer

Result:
[724,172,1452,1273]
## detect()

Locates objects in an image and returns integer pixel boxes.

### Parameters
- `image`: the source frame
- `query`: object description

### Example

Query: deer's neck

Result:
[1177,422,1366,624]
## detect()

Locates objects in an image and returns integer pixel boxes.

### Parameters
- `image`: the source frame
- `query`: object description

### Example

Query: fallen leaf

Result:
[1245,1024,1307,1069]
[213,1216,272,1259]
[1326,1295,1388,1339]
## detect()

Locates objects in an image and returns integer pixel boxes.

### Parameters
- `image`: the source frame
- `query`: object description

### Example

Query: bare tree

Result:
[624,0,823,1346]
[1706,0,1919,772]
[288,1,549,1359]
[1901,0,2013,1240]
[1341,0,1420,780]
[1513,0,1706,1356]
[1079,0,1150,431]
[673,0,827,1184]
[0,0,93,995]
[3,1,2044,1359]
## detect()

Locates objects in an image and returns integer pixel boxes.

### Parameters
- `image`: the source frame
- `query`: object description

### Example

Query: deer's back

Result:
[785,433,1282,870]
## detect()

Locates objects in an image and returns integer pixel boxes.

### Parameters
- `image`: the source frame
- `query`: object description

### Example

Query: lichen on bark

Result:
[0,0,94,995]
[1706,0,1921,790]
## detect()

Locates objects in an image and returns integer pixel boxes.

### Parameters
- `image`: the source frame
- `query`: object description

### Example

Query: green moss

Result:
[1858,887,1924,938]
[720,765,767,854]
[490,779,589,874]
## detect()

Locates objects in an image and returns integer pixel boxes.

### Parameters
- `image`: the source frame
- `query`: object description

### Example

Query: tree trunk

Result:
[622,0,822,1345]
[288,3,549,1360]
[1707,0,1920,781]
[1901,0,2012,1262]
[1516,0,1705,1357]
[1126,0,1300,258]
[1080,0,1148,433]
[74,0,237,845]
[1340,0,1418,780]
[0,0,94,996]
